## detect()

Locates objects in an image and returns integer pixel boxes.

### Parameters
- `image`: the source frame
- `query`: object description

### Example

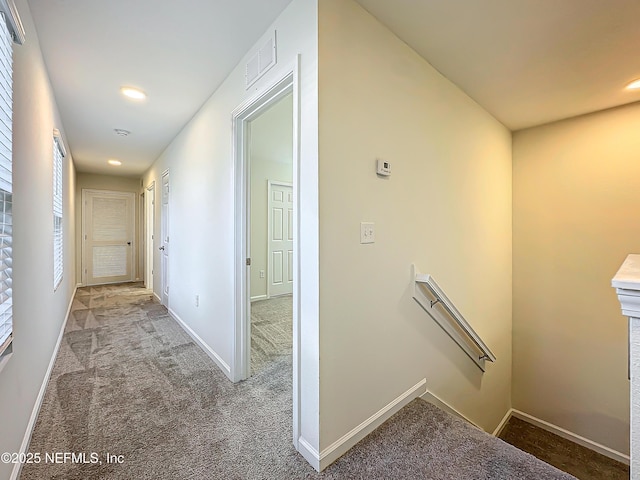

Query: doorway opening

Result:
[232,69,300,446]
[160,170,170,308]
[144,182,155,291]
[248,95,294,375]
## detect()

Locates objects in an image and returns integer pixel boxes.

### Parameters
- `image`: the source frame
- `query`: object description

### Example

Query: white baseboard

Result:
[297,436,321,472]
[250,295,267,302]
[503,409,630,466]
[11,285,77,480]
[421,390,481,430]
[76,282,82,288]
[168,307,232,381]
[313,378,427,471]
[492,408,512,437]
[153,292,162,303]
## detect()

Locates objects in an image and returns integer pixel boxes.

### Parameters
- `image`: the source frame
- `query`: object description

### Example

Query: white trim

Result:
[317,378,427,471]
[290,55,302,453]
[11,285,77,480]
[233,58,304,458]
[168,307,232,380]
[76,283,82,288]
[297,436,321,472]
[250,295,267,302]
[233,69,296,383]
[153,292,162,304]
[52,128,67,158]
[0,0,24,44]
[144,182,155,291]
[160,171,170,308]
[421,389,481,429]
[492,408,513,437]
[504,409,630,465]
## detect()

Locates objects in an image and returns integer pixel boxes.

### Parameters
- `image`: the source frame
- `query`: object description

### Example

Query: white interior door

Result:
[268,182,293,297]
[145,183,155,290]
[161,171,170,306]
[83,190,135,286]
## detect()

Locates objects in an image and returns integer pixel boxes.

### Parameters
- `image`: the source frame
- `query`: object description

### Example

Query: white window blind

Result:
[53,131,65,290]
[0,12,13,357]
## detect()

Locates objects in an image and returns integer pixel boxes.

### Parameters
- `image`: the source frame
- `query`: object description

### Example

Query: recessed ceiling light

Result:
[108,159,122,166]
[625,79,640,90]
[114,128,131,136]
[120,86,146,100]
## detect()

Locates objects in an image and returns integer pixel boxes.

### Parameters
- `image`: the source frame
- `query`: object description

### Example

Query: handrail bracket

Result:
[411,264,496,372]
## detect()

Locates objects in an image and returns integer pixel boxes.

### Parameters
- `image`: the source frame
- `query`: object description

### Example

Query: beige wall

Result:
[318,0,513,449]
[0,1,77,477]
[512,102,640,456]
[250,94,293,299]
[75,173,142,284]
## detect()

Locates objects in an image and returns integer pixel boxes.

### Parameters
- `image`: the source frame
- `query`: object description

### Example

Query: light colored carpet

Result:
[251,295,292,374]
[21,283,576,479]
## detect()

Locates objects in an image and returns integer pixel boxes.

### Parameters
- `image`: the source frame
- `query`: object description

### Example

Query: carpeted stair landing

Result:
[21,283,575,479]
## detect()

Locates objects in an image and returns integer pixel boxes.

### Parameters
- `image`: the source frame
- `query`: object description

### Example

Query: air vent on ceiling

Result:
[245,31,277,89]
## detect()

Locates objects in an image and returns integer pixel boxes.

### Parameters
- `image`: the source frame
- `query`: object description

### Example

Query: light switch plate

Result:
[361,222,375,244]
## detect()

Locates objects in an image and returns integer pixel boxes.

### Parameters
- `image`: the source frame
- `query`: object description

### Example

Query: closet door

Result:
[83,190,135,286]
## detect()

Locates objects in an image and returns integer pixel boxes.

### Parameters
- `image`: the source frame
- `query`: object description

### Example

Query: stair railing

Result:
[412,265,496,371]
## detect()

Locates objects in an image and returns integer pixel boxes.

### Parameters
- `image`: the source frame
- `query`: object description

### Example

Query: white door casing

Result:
[82,190,135,286]
[233,67,302,454]
[268,182,293,297]
[145,182,155,290]
[161,171,170,307]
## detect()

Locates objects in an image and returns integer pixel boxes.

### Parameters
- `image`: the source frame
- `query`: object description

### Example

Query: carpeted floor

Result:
[499,416,629,480]
[251,295,292,375]
[21,283,576,479]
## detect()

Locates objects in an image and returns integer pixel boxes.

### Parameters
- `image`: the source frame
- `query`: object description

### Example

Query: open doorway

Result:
[248,94,294,375]
[233,66,305,454]
[144,182,155,290]
[160,170,170,307]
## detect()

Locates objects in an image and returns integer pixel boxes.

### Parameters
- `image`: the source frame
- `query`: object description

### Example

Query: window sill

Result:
[0,340,13,374]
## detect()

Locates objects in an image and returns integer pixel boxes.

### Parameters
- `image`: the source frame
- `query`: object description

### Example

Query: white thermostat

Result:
[376,159,391,176]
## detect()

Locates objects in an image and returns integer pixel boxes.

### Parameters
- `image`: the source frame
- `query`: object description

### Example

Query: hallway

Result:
[21,284,305,479]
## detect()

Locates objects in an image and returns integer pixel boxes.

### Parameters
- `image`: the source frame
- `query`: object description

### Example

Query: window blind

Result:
[53,133,64,290]
[0,12,12,356]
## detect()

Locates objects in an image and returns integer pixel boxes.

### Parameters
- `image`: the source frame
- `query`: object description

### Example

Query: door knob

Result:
[159,246,165,251]
[127,241,131,245]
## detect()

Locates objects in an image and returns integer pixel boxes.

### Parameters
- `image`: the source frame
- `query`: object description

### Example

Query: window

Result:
[0,1,25,361]
[53,130,65,290]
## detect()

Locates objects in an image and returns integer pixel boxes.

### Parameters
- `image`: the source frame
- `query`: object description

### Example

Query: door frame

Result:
[160,170,170,307]
[81,189,136,286]
[232,63,301,447]
[267,180,293,299]
[145,182,155,290]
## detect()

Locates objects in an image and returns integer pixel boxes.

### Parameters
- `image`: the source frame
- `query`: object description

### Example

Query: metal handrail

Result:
[412,265,496,371]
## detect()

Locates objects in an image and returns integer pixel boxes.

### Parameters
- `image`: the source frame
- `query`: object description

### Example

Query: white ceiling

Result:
[355,0,640,131]
[27,0,293,177]
[27,0,640,177]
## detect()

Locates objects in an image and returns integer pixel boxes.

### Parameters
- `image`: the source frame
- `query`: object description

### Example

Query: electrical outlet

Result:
[195,295,199,307]
[360,222,375,244]
[259,270,265,279]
